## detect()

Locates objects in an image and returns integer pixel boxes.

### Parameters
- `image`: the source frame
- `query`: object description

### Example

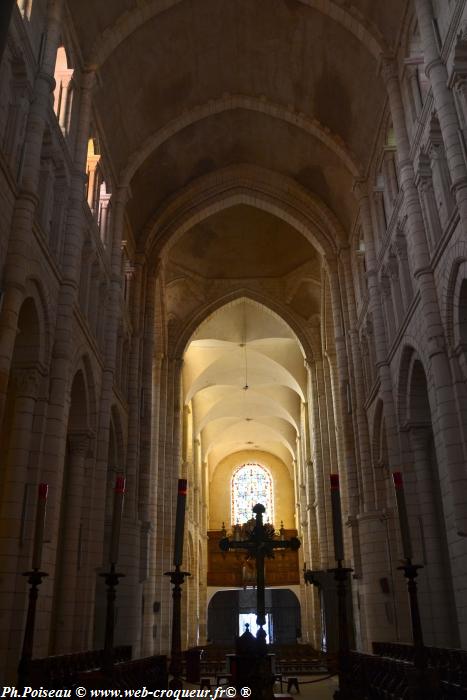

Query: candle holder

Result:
[100,564,125,674]
[164,565,191,690]
[397,558,438,699]
[18,569,48,689]
[327,560,353,700]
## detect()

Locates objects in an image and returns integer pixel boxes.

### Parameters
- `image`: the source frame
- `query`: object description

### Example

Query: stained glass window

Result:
[231,463,274,525]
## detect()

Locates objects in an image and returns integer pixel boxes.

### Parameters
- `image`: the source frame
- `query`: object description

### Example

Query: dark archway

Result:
[207,588,301,646]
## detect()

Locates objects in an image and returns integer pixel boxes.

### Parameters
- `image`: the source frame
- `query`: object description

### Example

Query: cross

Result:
[220,503,300,647]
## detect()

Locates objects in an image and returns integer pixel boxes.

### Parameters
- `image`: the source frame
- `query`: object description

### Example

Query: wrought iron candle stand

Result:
[100,564,125,674]
[18,569,48,689]
[327,560,354,700]
[398,559,439,700]
[164,565,191,690]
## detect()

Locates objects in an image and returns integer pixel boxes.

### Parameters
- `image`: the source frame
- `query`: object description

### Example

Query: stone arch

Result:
[145,165,343,264]
[397,343,429,428]
[445,257,467,350]
[0,293,46,507]
[88,0,385,70]
[0,293,48,638]
[396,345,459,647]
[51,365,95,654]
[93,404,127,649]
[67,352,99,434]
[122,95,361,185]
[172,288,313,365]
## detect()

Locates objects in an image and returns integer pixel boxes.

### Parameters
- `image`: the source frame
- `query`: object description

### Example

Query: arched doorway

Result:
[207,588,301,646]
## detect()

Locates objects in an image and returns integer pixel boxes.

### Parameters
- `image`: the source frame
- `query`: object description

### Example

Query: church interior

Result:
[1,0,467,695]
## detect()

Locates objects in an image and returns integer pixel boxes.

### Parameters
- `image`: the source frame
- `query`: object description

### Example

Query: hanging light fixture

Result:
[242,300,249,391]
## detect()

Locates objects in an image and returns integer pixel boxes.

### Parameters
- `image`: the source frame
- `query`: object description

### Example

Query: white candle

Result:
[32,483,48,570]
[330,474,345,562]
[392,472,413,560]
[110,475,126,566]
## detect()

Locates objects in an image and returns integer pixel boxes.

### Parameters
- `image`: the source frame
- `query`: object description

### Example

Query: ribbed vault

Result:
[182,298,306,475]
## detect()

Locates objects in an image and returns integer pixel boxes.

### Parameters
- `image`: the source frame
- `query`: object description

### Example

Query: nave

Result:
[0,0,467,697]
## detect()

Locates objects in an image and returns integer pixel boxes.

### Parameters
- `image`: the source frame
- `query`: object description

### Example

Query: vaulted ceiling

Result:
[65,0,408,473]
[183,299,306,474]
[66,0,407,248]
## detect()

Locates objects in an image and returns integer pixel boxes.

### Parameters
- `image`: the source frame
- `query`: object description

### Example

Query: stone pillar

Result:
[351,181,410,650]
[352,181,401,469]
[414,0,467,226]
[394,232,414,309]
[415,153,442,250]
[0,0,63,428]
[0,367,41,678]
[52,431,91,654]
[306,356,330,569]
[383,60,467,642]
[341,249,375,512]
[326,259,359,528]
[409,426,460,648]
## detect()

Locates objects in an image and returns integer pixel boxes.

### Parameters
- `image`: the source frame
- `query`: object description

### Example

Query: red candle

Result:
[173,479,188,567]
[392,472,412,560]
[110,475,126,565]
[330,474,345,562]
[32,483,48,570]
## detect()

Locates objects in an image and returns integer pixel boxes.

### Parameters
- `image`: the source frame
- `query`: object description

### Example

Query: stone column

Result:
[352,181,409,650]
[414,0,467,226]
[52,430,91,654]
[139,274,157,658]
[352,181,401,469]
[409,426,460,648]
[383,58,467,593]
[116,259,145,657]
[306,356,330,569]
[156,356,183,653]
[0,0,63,428]
[394,232,414,310]
[341,248,375,512]
[38,70,97,658]
[326,259,359,528]
[415,154,442,250]
[0,367,42,678]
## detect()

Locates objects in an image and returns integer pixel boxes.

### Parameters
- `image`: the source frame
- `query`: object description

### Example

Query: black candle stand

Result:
[398,559,440,699]
[164,565,190,690]
[18,569,48,689]
[100,564,125,673]
[327,561,354,700]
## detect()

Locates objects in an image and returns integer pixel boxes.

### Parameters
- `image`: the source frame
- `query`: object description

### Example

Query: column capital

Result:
[379,54,399,85]
[67,429,94,457]
[409,424,432,451]
[11,365,42,398]
[352,178,369,202]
